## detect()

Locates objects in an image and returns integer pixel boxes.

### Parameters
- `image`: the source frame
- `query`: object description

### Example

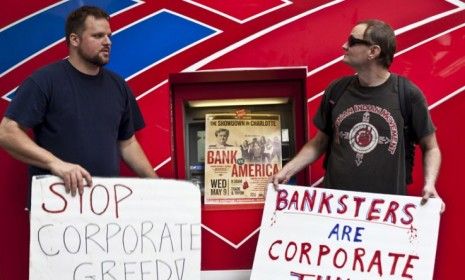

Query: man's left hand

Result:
[420,184,445,213]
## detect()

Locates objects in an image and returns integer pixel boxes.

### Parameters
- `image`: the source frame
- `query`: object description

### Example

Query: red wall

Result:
[1,1,464,279]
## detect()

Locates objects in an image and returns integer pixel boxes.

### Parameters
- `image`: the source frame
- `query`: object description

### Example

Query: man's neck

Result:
[356,66,390,87]
[68,56,100,76]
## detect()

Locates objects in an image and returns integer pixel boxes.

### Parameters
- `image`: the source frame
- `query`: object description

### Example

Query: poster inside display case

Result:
[204,112,282,205]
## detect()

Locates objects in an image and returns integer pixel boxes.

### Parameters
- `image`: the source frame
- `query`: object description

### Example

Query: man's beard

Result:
[78,48,109,67]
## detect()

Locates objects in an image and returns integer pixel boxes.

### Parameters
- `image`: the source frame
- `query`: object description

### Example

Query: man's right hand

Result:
[49,161,92,196]
[0,117,92,196]
[270,131,329,192]
[271,169,292,191]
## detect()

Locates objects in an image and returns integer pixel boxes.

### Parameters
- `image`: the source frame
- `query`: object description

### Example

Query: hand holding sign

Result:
[30,176,201,280]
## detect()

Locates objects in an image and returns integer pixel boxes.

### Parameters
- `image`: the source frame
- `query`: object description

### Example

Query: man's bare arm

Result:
[0,117,92,195]
[271,130,329,187]
[418,132,445,213]
[119,135,159,178]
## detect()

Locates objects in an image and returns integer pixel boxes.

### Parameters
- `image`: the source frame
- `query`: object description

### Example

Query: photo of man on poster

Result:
[210,128,233,148]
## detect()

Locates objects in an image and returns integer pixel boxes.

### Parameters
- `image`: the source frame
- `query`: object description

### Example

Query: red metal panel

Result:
[169,68,307,270]
[1,0,464,278]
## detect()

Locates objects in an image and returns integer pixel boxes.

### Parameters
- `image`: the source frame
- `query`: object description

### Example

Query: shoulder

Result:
[15,60,66,95]
[397,75,427,105]
[324,75,356,101]
[319,75,356,110]
[36,60,66,73]
[327,75,355,91]
[101,67,133,96]
[28,60,66,82]
[101,67,127,85]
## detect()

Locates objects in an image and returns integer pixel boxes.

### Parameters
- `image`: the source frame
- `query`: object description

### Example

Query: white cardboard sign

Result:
[251,184,441,280]
[29,176,201,280]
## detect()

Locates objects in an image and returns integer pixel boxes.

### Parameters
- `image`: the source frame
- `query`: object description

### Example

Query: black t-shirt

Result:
[314,74,435,195]
[5,59,145,177]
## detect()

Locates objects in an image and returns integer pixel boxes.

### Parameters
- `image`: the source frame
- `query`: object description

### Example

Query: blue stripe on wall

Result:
[106,11,217,78]
[0,0,135,75]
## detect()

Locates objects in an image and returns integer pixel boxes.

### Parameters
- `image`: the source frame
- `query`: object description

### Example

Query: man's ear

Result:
[370,45,382,59]
[69,33,80,47]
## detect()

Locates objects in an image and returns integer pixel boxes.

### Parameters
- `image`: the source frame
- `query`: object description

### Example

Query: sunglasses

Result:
[347,35,373,47]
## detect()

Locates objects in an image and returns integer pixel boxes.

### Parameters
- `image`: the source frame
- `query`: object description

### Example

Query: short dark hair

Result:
[65,6,109,45]
[358,19,396,68]
[215,128,229,137]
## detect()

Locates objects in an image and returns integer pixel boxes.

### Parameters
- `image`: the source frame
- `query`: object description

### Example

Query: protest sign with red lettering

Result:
[29,176,201,280]
[251,184,442,280]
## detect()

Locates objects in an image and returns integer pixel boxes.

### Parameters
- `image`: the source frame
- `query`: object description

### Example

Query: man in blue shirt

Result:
[0,6,158,198]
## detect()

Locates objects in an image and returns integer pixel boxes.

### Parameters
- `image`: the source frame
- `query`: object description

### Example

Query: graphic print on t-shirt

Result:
[335,104,399,166]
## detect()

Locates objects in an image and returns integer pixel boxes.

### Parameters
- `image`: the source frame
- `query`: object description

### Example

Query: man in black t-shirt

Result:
[272,19,444,212]
[0,6,158,198]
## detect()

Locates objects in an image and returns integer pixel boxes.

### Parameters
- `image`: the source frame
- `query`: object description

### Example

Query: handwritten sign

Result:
[29,176,201,280]
[251,185,441,280]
